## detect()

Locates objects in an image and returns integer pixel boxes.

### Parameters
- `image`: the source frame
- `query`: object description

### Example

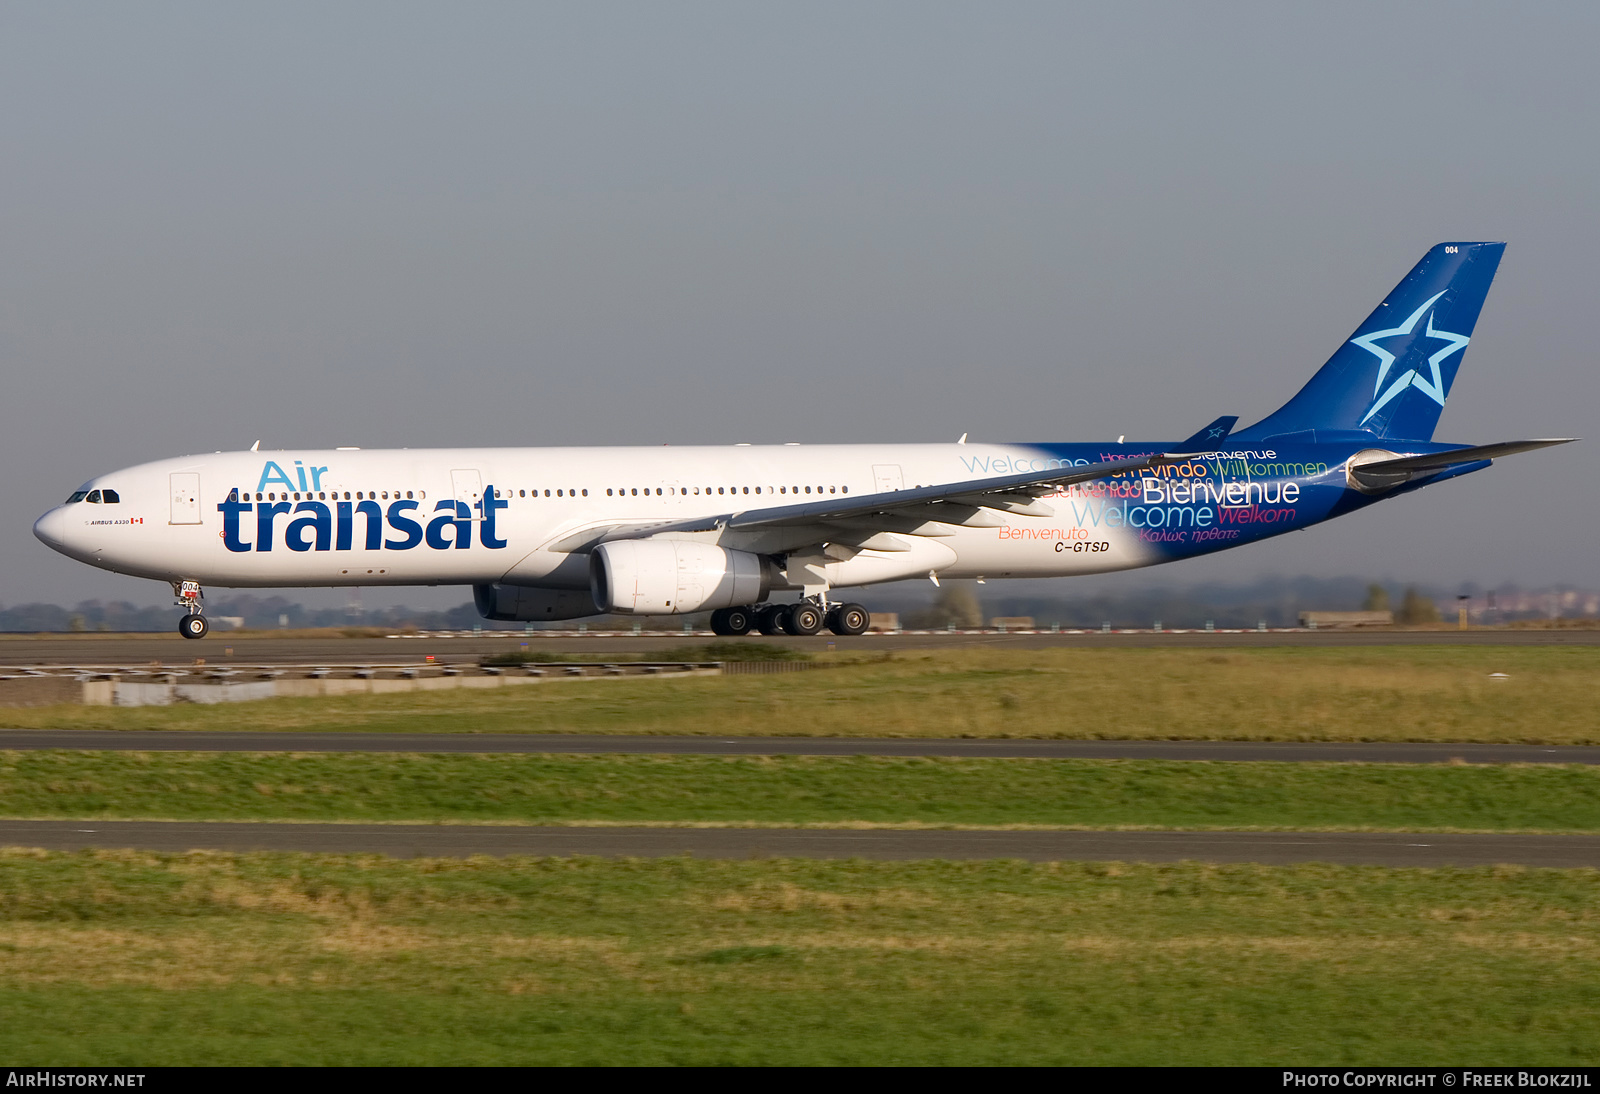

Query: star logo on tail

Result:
[1350,290,1472,426]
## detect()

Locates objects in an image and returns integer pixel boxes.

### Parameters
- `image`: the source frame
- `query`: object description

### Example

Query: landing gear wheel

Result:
[826,603,870,636]
[179,614,209,640]
[710,608,734,635]
[720,606,754,636]
[755,605,787,636]
[784,602,825,636]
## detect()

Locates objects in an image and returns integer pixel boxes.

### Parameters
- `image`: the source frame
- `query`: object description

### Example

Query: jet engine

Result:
[590,540,769,615]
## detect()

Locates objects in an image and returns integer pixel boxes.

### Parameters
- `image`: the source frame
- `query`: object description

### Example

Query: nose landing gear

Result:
[174,580,209,639]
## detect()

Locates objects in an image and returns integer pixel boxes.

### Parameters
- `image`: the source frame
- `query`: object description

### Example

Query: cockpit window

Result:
[101,489,120,504]
[85,490,102,503]
[66,491,88,503]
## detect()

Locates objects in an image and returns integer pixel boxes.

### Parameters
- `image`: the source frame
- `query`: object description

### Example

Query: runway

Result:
[1,627,1595,667]
[5,819,1596,867]
[2,729,1596,764]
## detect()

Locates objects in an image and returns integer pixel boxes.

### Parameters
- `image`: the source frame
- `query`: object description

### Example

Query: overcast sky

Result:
[3,2,1596,610]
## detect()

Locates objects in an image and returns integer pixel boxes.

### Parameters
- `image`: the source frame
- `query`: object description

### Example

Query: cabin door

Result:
[451,469,483,518]
[169,473,201,525]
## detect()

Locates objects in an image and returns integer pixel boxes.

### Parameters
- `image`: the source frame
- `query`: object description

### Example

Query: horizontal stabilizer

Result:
[1176,416,1238,451]
[1348,438,1575,492]
[1359,438,1576,475]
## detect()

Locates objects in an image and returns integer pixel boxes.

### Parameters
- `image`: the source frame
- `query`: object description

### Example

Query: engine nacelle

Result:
[474,583,599,622]
[590,540,769,615]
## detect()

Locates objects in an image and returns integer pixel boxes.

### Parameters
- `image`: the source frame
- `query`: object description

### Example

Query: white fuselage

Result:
[33,443,1159,596]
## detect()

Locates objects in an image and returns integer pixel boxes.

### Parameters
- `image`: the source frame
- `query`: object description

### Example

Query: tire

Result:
[785,602,824,636]
[709,608,733,636]
[721,606,754,635]
[827,603,870,636]
[755,605,787,636]
[178,614,209,640]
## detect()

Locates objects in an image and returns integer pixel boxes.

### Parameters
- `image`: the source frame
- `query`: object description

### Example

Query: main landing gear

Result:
[174,579,209,640]
[710,601,870,637]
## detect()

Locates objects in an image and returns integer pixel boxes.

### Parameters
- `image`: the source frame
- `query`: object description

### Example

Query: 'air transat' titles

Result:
[217,486,510,552]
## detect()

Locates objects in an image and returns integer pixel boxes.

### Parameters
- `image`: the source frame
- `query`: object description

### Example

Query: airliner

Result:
[33,242,1571,639]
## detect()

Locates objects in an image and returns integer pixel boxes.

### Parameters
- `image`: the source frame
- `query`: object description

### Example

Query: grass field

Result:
[1,850,1596,1064]
[4,644,1595,1063]
[5,751,1600,832]
[4,646,1598,742]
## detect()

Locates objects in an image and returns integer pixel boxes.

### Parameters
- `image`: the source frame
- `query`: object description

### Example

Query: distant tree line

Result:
[0,576,1585,632]
[878,576,1580,630]
[0,595,505,633]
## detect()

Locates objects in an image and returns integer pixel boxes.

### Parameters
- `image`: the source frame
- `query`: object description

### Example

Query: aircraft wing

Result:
[586,454,1162,556]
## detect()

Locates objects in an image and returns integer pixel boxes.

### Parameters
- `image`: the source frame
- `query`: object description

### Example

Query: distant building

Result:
[1298,611,1393,629]
[990,616,1036,631]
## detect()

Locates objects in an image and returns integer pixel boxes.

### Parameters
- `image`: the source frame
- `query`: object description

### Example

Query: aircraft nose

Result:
[33,507,68,551]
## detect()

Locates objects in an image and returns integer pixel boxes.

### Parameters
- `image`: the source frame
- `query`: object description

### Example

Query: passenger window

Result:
[102,489,120,503]
[841,486,848,494]
[804,486,811,494]
[582,489,588,496]
[382,491,389,500]
[406,491,413,500]
[557,490,563,497]
[829,487,835,494]
[718,487,724,495]
[655,488,662,496]
[742,486,749,494]
[419,491,426,499]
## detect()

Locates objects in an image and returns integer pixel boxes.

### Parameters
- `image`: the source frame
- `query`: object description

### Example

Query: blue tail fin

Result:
[1234,242,1505,443]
